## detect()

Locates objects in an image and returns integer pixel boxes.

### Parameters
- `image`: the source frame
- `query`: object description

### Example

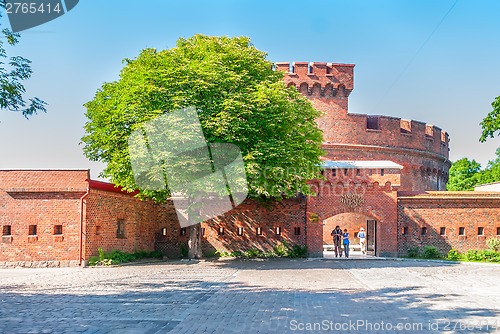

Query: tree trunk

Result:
[187,223,202,259]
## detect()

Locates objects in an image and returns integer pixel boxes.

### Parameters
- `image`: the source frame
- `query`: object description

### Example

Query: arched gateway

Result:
[323,212,377,255]
[305,160,402,257]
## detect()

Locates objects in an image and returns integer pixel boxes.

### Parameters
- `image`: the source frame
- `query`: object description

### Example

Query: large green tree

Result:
[476,147,500,185]
[82,35,324,258]
[0,1,46,117]
[447,149,500,190]
[446,158,481,191]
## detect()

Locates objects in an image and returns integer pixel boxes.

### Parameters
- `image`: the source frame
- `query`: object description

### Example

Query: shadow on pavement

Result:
[0,260,498,333]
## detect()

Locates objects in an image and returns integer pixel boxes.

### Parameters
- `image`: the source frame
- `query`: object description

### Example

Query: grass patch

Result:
[404,246,500,263]
[88,248,163,266]
[212,240,308,259]
[448,249,500,263]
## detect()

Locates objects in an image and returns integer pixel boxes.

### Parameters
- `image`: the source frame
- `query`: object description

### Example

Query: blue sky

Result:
[1,0,499,180]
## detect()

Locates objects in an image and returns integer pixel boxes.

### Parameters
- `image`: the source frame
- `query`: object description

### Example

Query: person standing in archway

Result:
[331,225,343,257]
[342,229,350,258]
[358,227,366,255]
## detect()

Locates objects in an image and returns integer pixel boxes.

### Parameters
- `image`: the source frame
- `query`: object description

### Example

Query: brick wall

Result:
[199,198,307,256]
[84,186,164,260]
[153,201,184,259]
[0,170,89,267]
[3,170,500,263]
[398,192,500,256]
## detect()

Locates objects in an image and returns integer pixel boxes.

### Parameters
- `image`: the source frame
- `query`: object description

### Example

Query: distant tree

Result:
[447,158,481,191]
[0,1,46,117]
[480,96,500,142]
[476,148,500,185]
[82,35,324,258]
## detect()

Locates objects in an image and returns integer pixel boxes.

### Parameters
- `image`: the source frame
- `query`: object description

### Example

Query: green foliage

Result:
[463,250,485,261]
[288,245,308,258]
[476,148,500,185]
[447,149,500,190]
[486,237,500,252]
[422,246,441,259]
[230,250,243,257]
[447,158,482,191]
[88,248,163,266]
[480,95,500,142]
[447,249,461,261]
[462,249,500,262]
[214,240,308,259]
[203,250,219,258]
[482,250,500,262]
[244,249,262,258]
[272,240,308,258]
[179,243,189,258]
[82,34,324,201]
[406,247,500,263]
[406,246,420,258]
[273,241,289,257]
[0,4,46,117]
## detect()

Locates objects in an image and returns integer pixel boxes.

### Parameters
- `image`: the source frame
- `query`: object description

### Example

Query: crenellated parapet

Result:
[276,62,355,103]
[329,114,450,158]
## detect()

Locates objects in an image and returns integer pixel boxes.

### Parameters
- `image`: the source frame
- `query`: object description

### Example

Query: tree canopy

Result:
[82,35,324,201]
[476,147,500,185]
[447,148,500,190]
[446,158,482,191]
[480,95,500,142]
[0,1,46,117]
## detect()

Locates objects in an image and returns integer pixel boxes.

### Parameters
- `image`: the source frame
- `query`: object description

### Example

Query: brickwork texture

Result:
[1,61,499,263]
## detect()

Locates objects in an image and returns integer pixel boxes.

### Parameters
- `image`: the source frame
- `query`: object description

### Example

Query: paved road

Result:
[0,258,499,333]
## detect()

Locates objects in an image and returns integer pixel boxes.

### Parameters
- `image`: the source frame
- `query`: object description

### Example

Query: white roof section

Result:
[474,182,500,192]
[321,160,403,169]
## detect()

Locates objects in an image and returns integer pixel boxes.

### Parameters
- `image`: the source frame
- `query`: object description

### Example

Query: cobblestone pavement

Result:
[0,258,499,333]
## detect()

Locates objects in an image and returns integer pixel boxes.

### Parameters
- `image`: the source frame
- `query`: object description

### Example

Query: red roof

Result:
[89,179,139,196]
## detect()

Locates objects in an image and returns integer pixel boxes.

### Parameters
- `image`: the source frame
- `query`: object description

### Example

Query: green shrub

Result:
[486,238,500,252]
[215,250,231,257]
[447,249,461,261]
[179,243,189,258]
[98,247,105,261]
[88,248,163,266]
[422,246,441,259]
[261,250,277,258]
[482,250,500,262]
[445,249,500,263]
[288,245,308,258]
[244,249,262,258]
[203,250,219,258]
[406,247,420,258]
[148,250,163,259]
[211,242,307,259]
[464,249,483,261]
[88,256,99,266]
[463,249,500,262]
[230,250,243,257]
[274,241,289,257]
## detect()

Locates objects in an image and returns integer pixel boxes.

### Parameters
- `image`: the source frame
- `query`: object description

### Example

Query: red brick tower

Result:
[276,62,450,191]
